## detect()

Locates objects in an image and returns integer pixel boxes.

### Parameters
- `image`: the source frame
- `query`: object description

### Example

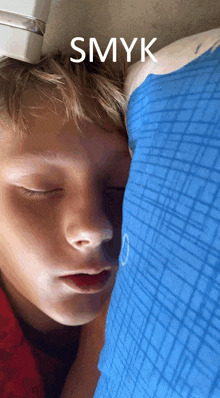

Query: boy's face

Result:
[0,91,131,330]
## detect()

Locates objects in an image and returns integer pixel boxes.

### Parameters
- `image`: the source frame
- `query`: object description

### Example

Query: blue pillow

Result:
[94,45,220,398]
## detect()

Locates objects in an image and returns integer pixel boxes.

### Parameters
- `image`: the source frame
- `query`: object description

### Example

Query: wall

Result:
[43,0,220,62]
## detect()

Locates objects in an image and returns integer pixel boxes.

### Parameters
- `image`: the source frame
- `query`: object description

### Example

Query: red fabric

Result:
[0,287,45,398]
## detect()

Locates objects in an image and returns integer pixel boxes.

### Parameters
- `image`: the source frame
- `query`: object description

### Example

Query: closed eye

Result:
[19,187,63,198]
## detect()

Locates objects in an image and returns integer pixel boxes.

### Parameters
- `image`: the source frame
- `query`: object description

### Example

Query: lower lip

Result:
[60,270,111,293]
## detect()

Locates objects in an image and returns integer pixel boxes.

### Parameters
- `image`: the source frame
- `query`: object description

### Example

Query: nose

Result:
[68,227,113,251]
[64,190,114,253]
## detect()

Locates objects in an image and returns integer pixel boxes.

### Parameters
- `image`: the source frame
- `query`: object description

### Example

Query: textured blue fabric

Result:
[94,46,220,398]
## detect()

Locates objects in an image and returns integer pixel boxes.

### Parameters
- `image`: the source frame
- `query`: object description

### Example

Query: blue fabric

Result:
[94,46,220,398]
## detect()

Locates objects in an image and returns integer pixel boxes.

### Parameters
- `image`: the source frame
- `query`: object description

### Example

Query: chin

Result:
[47,288,112,327]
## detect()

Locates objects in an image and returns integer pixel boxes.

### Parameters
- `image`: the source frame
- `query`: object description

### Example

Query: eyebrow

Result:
[9,148,130,164]
[19,151,78,162]
[6,151,81,168]
[2,152,74,180]
[3,149,130,179]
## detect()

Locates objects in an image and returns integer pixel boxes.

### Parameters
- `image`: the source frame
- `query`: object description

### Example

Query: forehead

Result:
[0,89,128,164]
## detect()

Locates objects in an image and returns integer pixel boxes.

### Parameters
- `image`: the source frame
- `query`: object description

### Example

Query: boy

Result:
[0,53,131,397]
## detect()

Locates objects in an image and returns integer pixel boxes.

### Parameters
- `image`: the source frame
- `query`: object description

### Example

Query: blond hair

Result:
[0,52,127,133]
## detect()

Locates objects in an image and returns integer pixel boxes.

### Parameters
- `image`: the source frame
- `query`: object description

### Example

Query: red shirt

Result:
[0,288,80,398]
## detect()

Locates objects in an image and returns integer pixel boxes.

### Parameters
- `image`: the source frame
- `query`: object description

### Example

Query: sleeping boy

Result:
[0,53,131,397]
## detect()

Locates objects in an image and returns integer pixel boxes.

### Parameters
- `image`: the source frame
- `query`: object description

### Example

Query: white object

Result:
[0,0,52,63]
[125,28,220,102]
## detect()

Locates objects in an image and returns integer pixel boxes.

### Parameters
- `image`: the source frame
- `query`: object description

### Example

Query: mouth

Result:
[60,269,112,294]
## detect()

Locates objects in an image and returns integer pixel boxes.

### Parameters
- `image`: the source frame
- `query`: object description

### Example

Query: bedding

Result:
[94,29,220,398]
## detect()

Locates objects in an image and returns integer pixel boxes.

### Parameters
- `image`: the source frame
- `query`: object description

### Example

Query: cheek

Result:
[103,158,131,229]
[103,190,124,229]
[102,190,124,261]
[0,189,57,262]
[2,188,55,232]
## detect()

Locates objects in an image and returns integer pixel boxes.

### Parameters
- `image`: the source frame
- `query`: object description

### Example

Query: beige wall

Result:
[43,0,220,63]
